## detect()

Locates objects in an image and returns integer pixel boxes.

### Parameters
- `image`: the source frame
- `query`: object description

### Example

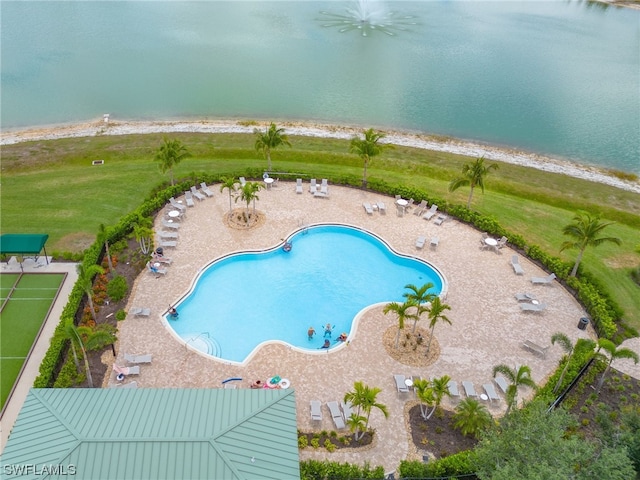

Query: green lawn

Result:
[1,132,639,331]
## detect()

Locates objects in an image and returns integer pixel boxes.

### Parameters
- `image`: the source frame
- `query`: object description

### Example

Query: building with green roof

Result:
[1,388,299,479]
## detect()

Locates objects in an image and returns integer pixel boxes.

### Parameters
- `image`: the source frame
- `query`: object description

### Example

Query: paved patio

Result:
[109,181,593,473]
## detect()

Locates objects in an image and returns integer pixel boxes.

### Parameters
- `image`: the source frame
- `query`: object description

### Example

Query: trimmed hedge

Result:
[299,459,384,480]
[399,450,477,478]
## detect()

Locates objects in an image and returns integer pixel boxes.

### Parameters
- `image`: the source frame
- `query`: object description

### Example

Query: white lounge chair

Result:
[447,380,460,397]
[169,197,186,212]
[295,178,303,194]
[191,186,206,201]
[413,200,427,216]
[430,237,439,249]
[520,302,547,313]
[309,178,317,193]
[415,236,426,249]
[162,219,180,230]
[511,255,525,275]
[148,262,168,276]
[153,256,172,265]
[327,401,346,429]
[422,204,437,220]
[200,182,214,197]
[515,293,537,302]
[160,240,177,248]
[531,273,556,285]
[462,381,478,398]
[495,376,509,394]
[497,236,508,249]
[310,400,322,421]
[483,383,500,402]
[434,214,448,226]
[112,381,138,389]
[340,401,353,421]
[158,231,178,239]
[394,374,410,393]
[522,339,550,358]
[363,202,374,215]
[124,353,152,364]
[315,179,329,197]
[377,201,386,214]
[113,364,140,376]
[184,191,195,207]
[239,176,246,187]
[129,307,150,317]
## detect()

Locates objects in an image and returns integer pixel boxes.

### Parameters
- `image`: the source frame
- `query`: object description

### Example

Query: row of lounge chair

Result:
[415,236,439,250]
[393,375,508,404]
[310,400,354,429]
[307,178,329,197]
[363,201,386,214]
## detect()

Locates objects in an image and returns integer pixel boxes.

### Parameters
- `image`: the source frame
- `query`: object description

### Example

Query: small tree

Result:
[349,128,393,188]
[132,214,153,255]
[383,300,417,349]
[253,123,291,171]
[452,398,492,438]
[154,138,191,185]
[594,338,638,394]
[560,211,622,277]
[492,364,537,414]
[235,181,263,222]
[219,176,238,216]
[343,381,388,441]
[424,296,451,357]
[448,156,498,209]
[346,413,367,442]
[76,263,105,321]
[551,332,574,393]
[98,223,114,276]
[402,282,436,332]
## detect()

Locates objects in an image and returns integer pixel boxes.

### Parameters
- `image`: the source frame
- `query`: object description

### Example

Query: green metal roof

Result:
[1,388,300,480]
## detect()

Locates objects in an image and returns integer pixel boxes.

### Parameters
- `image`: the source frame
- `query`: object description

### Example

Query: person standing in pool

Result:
[169,306,179,319]
[320,339,330,349]
[307,326,316,340]
[324,323,333,337]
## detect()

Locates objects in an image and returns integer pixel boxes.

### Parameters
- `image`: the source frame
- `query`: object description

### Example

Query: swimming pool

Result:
[167,224,445,364]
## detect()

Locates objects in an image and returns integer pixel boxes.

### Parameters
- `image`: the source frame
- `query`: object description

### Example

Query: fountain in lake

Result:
[319,0,418,37]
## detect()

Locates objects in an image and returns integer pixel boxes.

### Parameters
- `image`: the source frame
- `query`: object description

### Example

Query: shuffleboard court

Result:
[0,273,64,410]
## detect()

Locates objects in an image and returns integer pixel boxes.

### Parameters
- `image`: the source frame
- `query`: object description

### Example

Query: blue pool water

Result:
[168,224,444,364]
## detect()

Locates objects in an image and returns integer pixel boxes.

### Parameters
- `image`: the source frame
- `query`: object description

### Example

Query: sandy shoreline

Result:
[1,118,639,194]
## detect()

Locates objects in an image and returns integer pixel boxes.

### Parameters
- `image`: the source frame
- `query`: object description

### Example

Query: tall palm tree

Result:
[414,376,451,420]
[595,338,638,394]
[424,296,451,357]
[403,282,436,332]
[98,223,114,276]
[154,138,191,185]
[448,156,498,209]
[452,398,492,438]
[219,176,238,216]
[492,364,537,414]
[349,128,393,188]
[343,381,389,441]
[551,332,575,393]
[383,300,417,349]
[76,263,105,322]
[253,123,291,171]
[560,211,622,277]
[235,181,263,221]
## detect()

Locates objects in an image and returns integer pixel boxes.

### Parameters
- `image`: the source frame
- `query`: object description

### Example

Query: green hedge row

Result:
[299,459,384,480]
[399,450,477,478]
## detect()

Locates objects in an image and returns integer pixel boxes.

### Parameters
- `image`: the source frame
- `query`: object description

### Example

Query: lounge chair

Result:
[434,214,448,226]
[124,353,152,364]
[497,236,508,249]
[184,191,195,207]
[327,401,346,429]
[112,381,138,389]
[511,255,525,275]
[113,364,140,376]
[154,256,172,265]
[483,383,500,402]
[531,273,556,285]
[341,401,353,421]
[430,237,439,249]
[462,381,478,398]
[413,200,428,216]
[495,376,509,394]
[200,182,214,197]
[129,307,151,317]
[239,176,246,187]
[406,198,415,210]
[363,202,374,215]
[147,262,168,276]
[295,178,303,194]
[158,231,178,239]
[316,179,329,197]
[423,204,438,220]
[415,236,426,249]
[396,204,405,217]
[522,339,550,358]
[394,374,410,393]
[515,293,537,302]
[160,240,177,248]
[520,302,547,313]
[377,201,386,214]
[162,219,180,230]
[309,178,317,193]
[169,197,186,212]
[310,400,322,421]
[447,380,460,397]
[191,186,206,201]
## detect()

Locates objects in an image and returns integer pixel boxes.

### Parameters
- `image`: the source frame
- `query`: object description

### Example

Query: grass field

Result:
[0,273,64,410]
[1,132,639,330]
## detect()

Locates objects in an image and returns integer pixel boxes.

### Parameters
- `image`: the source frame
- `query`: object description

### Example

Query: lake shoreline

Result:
[1,118,638,194]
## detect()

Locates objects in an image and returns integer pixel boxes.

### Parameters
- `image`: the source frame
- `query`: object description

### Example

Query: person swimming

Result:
[320,339,330,349]
[308,326,316,340]
[324,323,333,337]
[336,332,348,342]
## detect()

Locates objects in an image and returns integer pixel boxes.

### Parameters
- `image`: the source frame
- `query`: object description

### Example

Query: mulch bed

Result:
[299,431,374,451]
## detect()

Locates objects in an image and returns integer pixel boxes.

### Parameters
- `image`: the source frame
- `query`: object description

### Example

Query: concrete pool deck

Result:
[109,181,594,473]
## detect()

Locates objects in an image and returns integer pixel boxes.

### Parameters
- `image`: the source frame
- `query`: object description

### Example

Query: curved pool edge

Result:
[165,222,449,365]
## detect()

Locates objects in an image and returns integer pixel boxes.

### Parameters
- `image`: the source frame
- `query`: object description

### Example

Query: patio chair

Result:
[113,381,138,389]
[113,364,140,376]
[447,380,460,397]
[160,240,177,248]
[148,262,168,277]
[184,191,195,207]
[296,178,303,194]
[124,353,152,364]
[520,302,547,313]
[377,201,386,214]
[413,200,427,216]
[531,273,556,285]
[341,401,353,421]
[363,202,374,215]
[200,182,214,197]
[310,400,322,421]
[406,198,415,209]
[430,237,439,249]
[515,293,537,302]
[394,374,410,393]
[327,401,346,429]
[190,186,206,201]
[483,383,500,402]
[169,197,186,212]
[497,236,508,249]
[129,307,151,317]
[162,219,180,230]
[423,204,438,220]
[462,381,478,398]
[309,178,317,193]
[495,376,509,394]
[415,236,426,249]
[511,255,525,275]
[239,176,246,187]
[434,214,448,226]
[158,231,178,239]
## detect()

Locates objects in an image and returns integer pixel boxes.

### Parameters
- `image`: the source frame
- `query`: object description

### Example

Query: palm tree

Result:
[452,398,492,438]
[414,376,451,420]
[595,339,639,394]
[424,296,451,357]
[560,211,622,277]
[253,123,291,171]
[155,138,191,185]
[132,215,153,255]
[403,282,436,332]
[235,181,263,222]
[343,381,389,441]
[346,413,367,441]
[98,223,114,276]
[448,156,498,209]
[349,128,393,188]
[383,300,417,349]
[551,332,575,393]
[219,176,238,216]
[76,263,105,321]
[492,364,537,414]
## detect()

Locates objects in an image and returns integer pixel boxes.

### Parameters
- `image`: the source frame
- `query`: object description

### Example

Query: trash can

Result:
[578,317,589,330]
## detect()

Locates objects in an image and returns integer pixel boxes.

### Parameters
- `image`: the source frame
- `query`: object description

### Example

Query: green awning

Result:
[0,234,49,263]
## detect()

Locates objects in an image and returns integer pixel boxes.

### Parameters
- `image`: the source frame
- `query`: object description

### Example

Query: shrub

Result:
[298,435,308,449]
[310,437,320,449]
[107,275,128,302]
[115,309,127,321]
[324,439,336,452]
